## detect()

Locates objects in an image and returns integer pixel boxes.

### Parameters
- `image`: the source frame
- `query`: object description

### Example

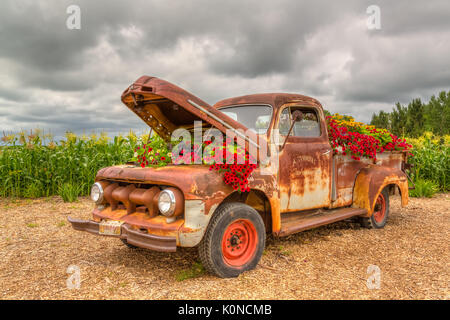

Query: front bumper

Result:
[67,216,177,252]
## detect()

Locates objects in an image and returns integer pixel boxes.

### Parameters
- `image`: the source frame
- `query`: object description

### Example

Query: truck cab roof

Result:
[214,93,323,110]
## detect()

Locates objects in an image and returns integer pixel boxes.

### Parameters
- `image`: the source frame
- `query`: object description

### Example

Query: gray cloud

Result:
[0,0,449,135]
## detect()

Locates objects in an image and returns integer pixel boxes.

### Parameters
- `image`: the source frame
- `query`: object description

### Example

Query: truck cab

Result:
[68,76,410,278]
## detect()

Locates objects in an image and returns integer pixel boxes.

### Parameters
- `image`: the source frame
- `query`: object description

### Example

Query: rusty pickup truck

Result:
[68,76,410,278]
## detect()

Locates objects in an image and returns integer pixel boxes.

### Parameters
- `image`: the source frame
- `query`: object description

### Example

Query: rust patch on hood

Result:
[97,164,228,200]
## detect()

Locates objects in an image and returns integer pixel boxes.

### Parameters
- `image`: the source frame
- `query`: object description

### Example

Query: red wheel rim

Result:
[222,219,258,267]
[373,193,386,223]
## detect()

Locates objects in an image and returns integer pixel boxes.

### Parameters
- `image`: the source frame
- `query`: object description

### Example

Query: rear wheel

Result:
[360,188,389,229]
[198,202,266,278]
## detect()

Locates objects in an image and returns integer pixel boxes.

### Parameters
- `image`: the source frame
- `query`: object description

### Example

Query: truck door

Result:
[277,105,332,212]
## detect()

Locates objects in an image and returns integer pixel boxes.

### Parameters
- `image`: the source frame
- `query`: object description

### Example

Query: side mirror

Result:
[292,110,304,122]
[280,111,303,151]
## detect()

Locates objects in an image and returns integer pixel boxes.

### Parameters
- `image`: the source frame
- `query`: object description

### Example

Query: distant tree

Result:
[427,91,450,136]
[369,91,449,137]
[370,110,390,130]
[390,103,408,137]
[405,98,424,137]
[370,112,380,127]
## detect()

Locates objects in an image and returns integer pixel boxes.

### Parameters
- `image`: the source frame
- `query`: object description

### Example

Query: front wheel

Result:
[198,202,266,278]
[359,188,390,229]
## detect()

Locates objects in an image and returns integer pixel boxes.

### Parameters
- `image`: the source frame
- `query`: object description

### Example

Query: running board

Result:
[278,207,367,237]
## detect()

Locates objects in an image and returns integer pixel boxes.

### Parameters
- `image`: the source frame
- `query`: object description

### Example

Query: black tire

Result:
[121,238,138,249]
[198,202,266,278]
[359,188,390,229]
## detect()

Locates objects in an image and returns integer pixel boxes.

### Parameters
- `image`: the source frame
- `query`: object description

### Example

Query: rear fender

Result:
[353,166,409,216]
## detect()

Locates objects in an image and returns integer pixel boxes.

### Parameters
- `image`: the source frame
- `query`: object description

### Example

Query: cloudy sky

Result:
[0,0,449,137]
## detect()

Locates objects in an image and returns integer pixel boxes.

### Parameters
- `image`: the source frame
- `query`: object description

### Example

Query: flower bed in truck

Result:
[326,114,412,161]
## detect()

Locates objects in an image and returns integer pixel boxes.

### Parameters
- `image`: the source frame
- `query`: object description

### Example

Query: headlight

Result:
[90,182,104,204]
[158,189,176,216]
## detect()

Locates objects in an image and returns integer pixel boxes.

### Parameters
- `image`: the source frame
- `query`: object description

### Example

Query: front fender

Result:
[352,166,409,216]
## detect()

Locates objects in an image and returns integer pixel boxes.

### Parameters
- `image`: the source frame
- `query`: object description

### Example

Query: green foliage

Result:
[409,179,439,198]
[0,130,145,198]
[408,133,450,192]
[370,91,450,138]
[57,221,66,227]
[0,115,448,202]
[175,262,205,281]
[131,134,172,167]
[370,90,450,193]
[58,183,82,203]
[323,109,332,117]
[23,182,43,199]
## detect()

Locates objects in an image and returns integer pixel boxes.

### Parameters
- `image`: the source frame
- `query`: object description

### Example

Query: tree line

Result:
[370,91,450,138]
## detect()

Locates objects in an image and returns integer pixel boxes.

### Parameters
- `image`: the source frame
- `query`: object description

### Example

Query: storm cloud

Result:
[0,0,449,136]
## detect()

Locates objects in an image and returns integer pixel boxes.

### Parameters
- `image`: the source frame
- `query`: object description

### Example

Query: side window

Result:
[279,107,321,137]
[279,108,291,135]
[293,109,321,137]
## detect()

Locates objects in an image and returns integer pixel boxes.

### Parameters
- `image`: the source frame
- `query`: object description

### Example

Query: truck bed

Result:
[331,151,406,208]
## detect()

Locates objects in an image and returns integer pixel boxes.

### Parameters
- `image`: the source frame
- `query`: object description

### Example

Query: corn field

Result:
[407,132,450,193]
[0,130,147,198]
[0,130,448,199]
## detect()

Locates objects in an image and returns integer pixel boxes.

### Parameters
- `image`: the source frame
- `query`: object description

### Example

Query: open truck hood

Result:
[121,76,264,154]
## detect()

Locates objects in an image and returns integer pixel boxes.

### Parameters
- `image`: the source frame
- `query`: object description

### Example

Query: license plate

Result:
[99,220,124,236]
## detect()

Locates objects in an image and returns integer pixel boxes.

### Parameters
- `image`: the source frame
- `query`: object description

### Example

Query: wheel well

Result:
[221,190,272,233]
[387,183,401,196]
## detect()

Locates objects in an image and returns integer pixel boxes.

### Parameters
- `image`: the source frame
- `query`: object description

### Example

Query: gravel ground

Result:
[0,194,449,300]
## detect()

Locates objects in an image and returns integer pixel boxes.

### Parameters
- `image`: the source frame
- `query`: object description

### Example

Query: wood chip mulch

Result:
[0,194,448,299]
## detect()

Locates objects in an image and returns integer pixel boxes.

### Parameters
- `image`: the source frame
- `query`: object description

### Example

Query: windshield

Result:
[219,105,273,134]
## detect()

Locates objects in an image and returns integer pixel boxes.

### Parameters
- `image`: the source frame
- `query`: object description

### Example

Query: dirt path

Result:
[0,194,449,299]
